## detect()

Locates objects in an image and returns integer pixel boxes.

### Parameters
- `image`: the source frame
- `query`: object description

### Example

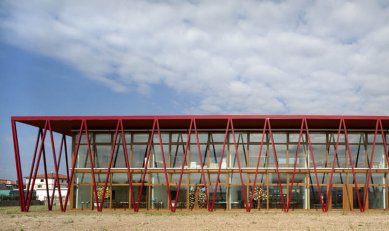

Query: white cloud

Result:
[1,0,389,115]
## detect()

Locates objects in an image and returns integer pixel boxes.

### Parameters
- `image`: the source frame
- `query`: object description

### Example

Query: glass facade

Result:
[71,130,389,211]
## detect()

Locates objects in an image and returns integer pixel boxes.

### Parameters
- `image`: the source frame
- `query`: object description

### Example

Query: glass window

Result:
[112,186,129,208]
[229,186,245,208]
[150,144,169,168]
[95,145,111,168]
[73,185,91,209]
[76,145,90,168]
[95,133,111,143]
[132,145,148,168]
[289,133,306,143]
[229,144,248,168]
[210,133,227,143]
[229,132,248,143]
[368,133,383,143]
[268,186,287,209]
[249,133,263,143]
[272,133,287,143]
[153,132,169,144]
[112,173,128,184]
[170,143,186,168]
[133,133,150,143]
[348,133,364,144]
[75,173,91,184]
[309,133,326,143]
[350,144,367,168]
[288,144,307,168]
[274,144,287,167]
[368,186,385,209]
[230,172,247,185]
[173,133,188,143]
[311,144,327,168]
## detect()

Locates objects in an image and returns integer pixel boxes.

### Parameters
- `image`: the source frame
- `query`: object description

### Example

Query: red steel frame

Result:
[11,115,389,212]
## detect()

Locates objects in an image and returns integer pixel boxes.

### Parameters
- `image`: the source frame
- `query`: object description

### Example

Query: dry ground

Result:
[1,206,389,231]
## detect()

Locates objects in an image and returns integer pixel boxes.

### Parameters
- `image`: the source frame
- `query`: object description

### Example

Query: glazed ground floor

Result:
[71,170,388,211]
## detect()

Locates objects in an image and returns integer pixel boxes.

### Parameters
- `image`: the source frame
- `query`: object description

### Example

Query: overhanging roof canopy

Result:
[12,115,389,135]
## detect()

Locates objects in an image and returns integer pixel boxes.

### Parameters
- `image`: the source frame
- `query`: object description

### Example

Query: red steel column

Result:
[11,119,26,212]
[119,120,135,211]
[248,119,267,212]
[63,120,85,211]
[267,119,286,211]
[48,120,64,211]
[99,120,120,211]
[343,119,363,212]
[305,119,325,212]
[326,119,342,212]
[172,119,193,212]
[210,119,230,211]
[230,119,249,211]
[286,119,304,212]
[362,120,379,211]
[156,119,173,211]
[194,119,210,211]
[63,136,70,184]
[26,121,49,211]
[49,134,65,210]
[84,120,99,211]
[380,120,389,168]
[25,129,42,210]
[135,119,156,212]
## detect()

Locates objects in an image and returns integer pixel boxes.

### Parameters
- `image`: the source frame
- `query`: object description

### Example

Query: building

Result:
[0,179,18,201]
[25,173,68,203]
[11,115,389,212]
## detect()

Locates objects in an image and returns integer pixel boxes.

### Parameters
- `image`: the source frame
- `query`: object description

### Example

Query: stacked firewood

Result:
[249,186,267,208]
[189,186,207,209]
[97,186,111,200]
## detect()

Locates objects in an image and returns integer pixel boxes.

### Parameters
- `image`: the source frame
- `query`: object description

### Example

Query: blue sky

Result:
[1,0,389,180]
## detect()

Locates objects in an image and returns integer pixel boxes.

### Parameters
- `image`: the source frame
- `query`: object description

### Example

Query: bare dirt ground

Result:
[1,206,389,231]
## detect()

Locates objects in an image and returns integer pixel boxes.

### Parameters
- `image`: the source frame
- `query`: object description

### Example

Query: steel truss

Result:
[11,116,389,212]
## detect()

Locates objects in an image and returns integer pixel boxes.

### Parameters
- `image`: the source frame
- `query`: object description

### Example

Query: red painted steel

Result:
[26,121,49,211]
[173,119,193,212]
[380,120,389,176]
[49,134,66,211]
[48,121,64,211]
[194,119,210,211]
[63,136,70,184]
[63,120,85,211]
[11,120,26,212]
[210,119,230,211]
[248,119,267,212]
[119,119,135,210]
[99,120,120,211]
[326,119,343,212]
[267,119,287,211]
[286,119,305,212]
[84,120,100,211]
[343,119,363,212]
[25,129,41,210]
[135,119,156,212]
[11,115,389,213]
[362,120,379,211]
[305,119,326,212]
[155,120,173,211]
[41,129,51,210]
[230,119,249,211]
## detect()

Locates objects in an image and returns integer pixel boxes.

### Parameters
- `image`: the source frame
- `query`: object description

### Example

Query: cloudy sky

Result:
[1,0,389,179]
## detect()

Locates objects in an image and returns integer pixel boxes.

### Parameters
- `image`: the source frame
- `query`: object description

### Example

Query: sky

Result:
[1,0,389,180]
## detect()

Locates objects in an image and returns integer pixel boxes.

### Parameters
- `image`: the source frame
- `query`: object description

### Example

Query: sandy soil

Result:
[1,206,389,231]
